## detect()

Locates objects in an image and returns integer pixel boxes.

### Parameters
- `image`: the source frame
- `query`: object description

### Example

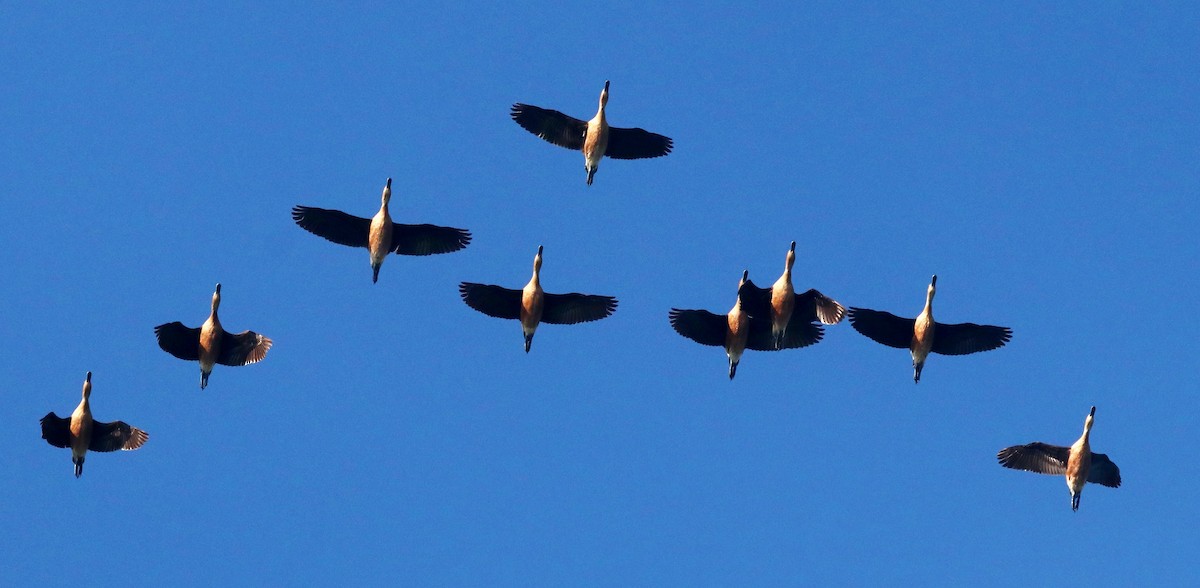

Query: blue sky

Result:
[3,2,1197,585]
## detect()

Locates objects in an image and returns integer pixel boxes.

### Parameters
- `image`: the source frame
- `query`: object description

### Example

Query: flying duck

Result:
[292,178,472,283]
[155,283,272,389]
[997,406,1121,511]
[847,275,1011,383]
[511,81,673,185]
[669,270,817,379]
[459,246,618,352]
[40,372,148,478]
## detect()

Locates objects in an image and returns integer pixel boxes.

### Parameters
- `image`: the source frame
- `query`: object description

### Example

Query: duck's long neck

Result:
[530,256,542,288]
[596,89,608,123]
[1080,415,1094,445]
[735,271,749,311]
[922,285,935,317]
[211,292,221,321]
[77,376,92,413]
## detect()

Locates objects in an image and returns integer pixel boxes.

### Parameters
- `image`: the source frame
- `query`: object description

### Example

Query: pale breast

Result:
[369,212,392,262]
[69,414,91,454]
[771,280,794,329]
[199,317,221,367]
[912,314,935,356]
[1066,445,1091,491]
[726,308,750,354]
[583,119,608,162]
[521,283,543,330]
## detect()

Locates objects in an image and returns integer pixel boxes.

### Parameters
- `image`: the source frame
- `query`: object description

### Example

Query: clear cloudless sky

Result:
[2,2,1197,585]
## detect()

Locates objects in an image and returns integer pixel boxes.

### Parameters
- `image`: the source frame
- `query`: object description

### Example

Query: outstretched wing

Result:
[541,293,618,325]
[605,126,673,160]
[996,442,1070,476]
[847,308,915,349]
[292,205,371,249]
[40,412,71,448]
[154,322,201,361]
[217,330,272,366]
[1088,453,1122,488]
[796,289,846,326]
[931,321,1012,355]
[392,223,472,256]
[668,308,727,347]
[89,420,149,452]
[510,103,587,151]
[459,282,522,320]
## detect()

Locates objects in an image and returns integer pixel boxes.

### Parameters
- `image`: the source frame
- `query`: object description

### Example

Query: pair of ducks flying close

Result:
[670,242,846,380]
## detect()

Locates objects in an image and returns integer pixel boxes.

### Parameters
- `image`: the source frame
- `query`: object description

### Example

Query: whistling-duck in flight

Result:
[997,406,1121,511]
[510,80,673,185]
[738,241,845,350]
[669,270,817,380]
[847,275,1011,383]
[459,246,618,352]
[154,283,272,389]
[40,372,148,478]
[292,178,472,283]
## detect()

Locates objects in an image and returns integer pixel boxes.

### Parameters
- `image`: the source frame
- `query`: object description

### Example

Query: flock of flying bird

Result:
[37,81,1120,511]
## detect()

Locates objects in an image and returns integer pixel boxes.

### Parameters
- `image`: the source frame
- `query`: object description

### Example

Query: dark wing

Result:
[796,289,846,326]
[668,308,727,347]
[391,223,472,256]
[736,279,773,321]
[40,412,71,448]
[217,330,272,366]
[510,103,587,151]
[747,320,823,351]
[459,282,522,320]
[542,293,618,325]
[1088,453,1122,488]
[931,321,1013,355]
[996,442,1070,476]
[604,126,674,160]
[847,307,915,349]
[89,420,148,452]
[154,322,201,361]
[291,205,371,249]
